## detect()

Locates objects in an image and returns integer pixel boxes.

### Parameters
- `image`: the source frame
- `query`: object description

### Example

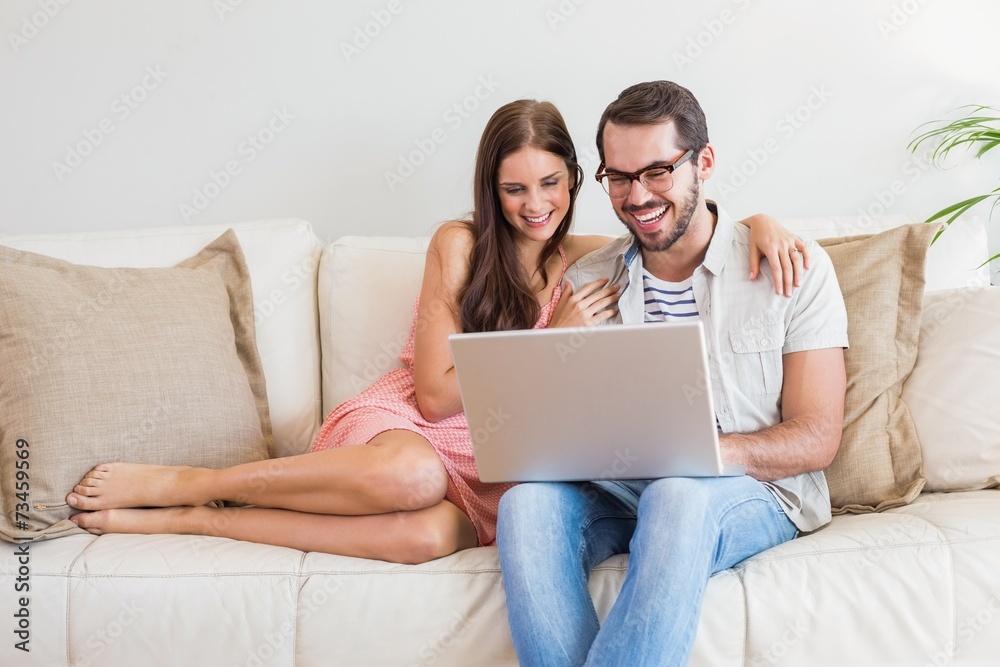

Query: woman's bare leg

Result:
[66,430,448,516]
[69,499,478,564]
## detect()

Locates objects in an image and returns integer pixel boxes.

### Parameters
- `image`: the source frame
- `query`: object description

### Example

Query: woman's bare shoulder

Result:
[428,220,476,259]
[563,233,615,265]
[430,220,474,248]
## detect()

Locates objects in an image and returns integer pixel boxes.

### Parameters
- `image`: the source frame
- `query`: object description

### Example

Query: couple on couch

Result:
[65,80,848,666]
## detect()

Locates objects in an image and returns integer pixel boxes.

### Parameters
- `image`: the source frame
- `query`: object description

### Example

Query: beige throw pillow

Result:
[0,229,274,542]
[902,287,1000,492]
[818,223,937,514]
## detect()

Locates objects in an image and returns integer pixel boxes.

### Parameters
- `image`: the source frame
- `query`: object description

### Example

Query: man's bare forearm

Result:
[719,416,841,482]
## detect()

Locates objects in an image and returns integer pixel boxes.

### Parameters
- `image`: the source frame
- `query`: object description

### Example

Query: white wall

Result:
[2,0,999,281]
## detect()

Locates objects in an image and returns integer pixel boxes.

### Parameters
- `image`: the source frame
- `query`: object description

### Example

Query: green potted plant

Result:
[908,105,1000,268]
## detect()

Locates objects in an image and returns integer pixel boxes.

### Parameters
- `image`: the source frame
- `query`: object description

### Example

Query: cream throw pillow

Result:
[902,287,1000,492]
[818,223,936,513]
[0,229,274,542]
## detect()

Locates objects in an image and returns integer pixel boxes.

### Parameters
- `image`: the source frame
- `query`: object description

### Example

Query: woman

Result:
[66,100,808,563]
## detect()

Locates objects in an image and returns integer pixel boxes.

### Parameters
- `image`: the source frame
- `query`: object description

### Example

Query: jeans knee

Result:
[639,477,720,524]
[643,477,706,503]
[498,483,572,546]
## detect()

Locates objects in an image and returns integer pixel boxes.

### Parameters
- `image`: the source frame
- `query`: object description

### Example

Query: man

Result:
[495,80,849,667]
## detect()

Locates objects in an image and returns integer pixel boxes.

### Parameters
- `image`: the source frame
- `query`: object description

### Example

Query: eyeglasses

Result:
[595,149,694,199]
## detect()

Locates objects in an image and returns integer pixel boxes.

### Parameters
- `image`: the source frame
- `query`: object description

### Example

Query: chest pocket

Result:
[728,323,784,397]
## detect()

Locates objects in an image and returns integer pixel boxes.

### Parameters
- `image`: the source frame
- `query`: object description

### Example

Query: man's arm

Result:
[719,347,846,481]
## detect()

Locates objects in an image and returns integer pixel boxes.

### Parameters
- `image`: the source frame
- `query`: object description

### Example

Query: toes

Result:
[77,477,101,489]
[67,492,102,510]
[70,511,106,535]
[72,483,100,497]
[84,469,109,482]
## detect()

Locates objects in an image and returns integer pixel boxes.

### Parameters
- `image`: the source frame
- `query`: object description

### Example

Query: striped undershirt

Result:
[642,270,721,432]
[642,271,697,322]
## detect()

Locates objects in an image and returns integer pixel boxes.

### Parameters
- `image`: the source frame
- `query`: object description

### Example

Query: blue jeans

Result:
[496,476,798,667]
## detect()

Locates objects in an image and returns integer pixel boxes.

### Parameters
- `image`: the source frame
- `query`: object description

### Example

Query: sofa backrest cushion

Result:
[318,215,988,408]
[0,219,322,458]
[902,286,1000,492]
[318,236,429,419]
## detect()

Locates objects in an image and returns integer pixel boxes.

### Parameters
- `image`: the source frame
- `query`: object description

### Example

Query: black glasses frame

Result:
[595,149,695,199]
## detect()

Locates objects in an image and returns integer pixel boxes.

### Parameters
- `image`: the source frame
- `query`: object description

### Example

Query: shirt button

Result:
[760,338,769,347]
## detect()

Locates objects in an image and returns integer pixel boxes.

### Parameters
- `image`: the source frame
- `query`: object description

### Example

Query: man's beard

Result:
[616,177,700,253]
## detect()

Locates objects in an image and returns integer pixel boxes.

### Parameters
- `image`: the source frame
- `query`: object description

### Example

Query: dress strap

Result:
[557,245,568,279]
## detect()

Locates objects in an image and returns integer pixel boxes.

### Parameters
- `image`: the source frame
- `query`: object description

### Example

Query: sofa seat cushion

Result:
[5,490,998,666]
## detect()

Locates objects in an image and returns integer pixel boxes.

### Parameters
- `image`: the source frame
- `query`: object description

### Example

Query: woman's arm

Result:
[740,214,810,297]
[412,222,474,423]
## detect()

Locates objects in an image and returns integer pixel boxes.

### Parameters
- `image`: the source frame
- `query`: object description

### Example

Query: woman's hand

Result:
[549,278,620,328]
[743,214,810,297]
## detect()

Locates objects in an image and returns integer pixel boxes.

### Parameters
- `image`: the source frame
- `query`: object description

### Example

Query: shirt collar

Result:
[701,200,734,277]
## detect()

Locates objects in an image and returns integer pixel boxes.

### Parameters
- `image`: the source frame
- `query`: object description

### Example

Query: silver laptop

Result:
[449,320,745,483]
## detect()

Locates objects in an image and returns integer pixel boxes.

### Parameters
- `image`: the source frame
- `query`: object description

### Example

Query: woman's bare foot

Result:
[66,462,212,511]
[70,506,213,536]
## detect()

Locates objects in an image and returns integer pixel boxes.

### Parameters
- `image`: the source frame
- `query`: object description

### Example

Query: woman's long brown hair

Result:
[458,100,583,333]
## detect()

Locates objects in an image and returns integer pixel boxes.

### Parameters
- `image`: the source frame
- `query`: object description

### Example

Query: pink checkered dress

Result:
[311,248,567,546]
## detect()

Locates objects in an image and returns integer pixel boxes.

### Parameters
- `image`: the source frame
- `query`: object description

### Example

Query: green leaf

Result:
[975,252,1000,270]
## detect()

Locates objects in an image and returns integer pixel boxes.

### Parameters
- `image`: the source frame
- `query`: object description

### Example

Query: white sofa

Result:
[1,217,998,667]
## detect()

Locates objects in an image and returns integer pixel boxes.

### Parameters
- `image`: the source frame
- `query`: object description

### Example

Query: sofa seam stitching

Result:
[292,551,306,667]
[737,568,749,667]
[64,537,100,666]
[733,534,1000,567]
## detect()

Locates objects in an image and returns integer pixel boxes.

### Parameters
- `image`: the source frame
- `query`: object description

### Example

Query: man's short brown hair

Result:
[596,80,710,164]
